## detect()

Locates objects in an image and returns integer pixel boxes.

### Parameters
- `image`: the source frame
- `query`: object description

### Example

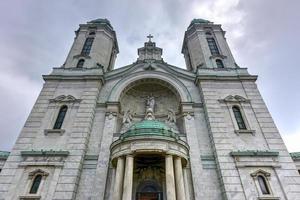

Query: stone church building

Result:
[0,18,299,200]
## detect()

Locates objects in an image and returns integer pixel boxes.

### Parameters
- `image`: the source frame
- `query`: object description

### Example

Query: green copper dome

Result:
[121,120,178,139]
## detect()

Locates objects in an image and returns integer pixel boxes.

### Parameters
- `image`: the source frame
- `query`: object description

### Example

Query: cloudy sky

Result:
[0,0,299,152]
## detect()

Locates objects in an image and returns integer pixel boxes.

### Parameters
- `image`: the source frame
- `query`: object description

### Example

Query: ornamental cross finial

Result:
[147,34,153,42]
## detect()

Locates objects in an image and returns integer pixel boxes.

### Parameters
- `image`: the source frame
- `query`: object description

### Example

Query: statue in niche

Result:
[121,110,133,132]
[145,94,156,112]
[166,109,176,123]
[123,109,133,124]
[166,109,179,133]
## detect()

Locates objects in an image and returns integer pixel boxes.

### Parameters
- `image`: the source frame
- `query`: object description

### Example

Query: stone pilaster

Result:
[92,102,119,200]
[182,105,205,199]
[182,168,191,200]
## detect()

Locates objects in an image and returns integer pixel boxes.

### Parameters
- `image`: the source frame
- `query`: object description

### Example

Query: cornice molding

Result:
[21,150,69,157]
[230,150,279,157]
[43,75,105,83]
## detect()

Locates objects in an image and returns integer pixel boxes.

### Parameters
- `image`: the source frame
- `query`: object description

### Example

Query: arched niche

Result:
[108,71,192,103]
[119,78,180,117]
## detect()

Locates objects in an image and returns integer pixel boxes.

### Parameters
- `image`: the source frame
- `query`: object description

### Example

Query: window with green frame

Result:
[29,175,42,194]
[232,106,247,130]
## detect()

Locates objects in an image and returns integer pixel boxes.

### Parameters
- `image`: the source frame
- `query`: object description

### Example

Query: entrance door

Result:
[136,180,162,200]
[137,192,161,200]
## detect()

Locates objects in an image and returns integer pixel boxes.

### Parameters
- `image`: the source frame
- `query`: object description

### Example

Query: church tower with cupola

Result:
[182,19,237,71]
[63,18,119,72]
[0,18,299,200]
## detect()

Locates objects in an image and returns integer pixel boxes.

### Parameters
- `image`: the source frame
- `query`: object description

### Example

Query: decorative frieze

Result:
[20,150,69,167]
[49,95,81,104]
[218,95,250,103]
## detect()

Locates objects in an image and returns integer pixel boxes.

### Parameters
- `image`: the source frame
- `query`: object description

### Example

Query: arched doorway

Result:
[136,180,162,200]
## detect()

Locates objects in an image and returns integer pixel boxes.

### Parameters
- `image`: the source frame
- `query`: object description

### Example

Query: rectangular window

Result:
[206,38,220,55]
[81,37,94,56]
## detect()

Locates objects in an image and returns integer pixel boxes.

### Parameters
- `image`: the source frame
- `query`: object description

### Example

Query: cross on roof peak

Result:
[147,34,153,42]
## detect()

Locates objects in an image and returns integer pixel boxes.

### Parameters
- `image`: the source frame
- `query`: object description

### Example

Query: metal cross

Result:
[147,34,153,42]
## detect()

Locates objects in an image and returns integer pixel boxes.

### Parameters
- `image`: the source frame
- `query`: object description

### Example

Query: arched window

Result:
[216,59,224,68]
[232,106,246,130]
[258,175,270,195]
[53,105,68,129]
[76,59,85,68]
[29,175,42,194]
[206,37,220,55]
[81,37,94,56]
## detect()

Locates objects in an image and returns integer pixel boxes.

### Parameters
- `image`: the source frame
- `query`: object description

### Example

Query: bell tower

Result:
[63,18,119,72]
[182,19,237,71]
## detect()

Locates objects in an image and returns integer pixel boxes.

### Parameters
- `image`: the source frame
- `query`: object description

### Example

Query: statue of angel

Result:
[123,110,133,124]
[166,109,176,123]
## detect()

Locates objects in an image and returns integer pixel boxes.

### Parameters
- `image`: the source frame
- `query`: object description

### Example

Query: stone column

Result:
[165,154,176,200]
[122,155,134,200]
[174,157,186,200]
[113,157,125,200]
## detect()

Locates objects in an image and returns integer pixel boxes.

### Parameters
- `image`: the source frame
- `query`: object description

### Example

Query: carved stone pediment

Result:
[250,169,271,178]
[49,95,81,103]
[219,95,250,103]
[28,169,49,177]
[144,64,156,71]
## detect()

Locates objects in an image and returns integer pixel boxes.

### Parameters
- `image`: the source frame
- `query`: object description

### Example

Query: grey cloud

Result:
[0,0,299,151]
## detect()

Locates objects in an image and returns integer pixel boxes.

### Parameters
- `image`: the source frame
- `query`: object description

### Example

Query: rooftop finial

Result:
[147,34,153,42]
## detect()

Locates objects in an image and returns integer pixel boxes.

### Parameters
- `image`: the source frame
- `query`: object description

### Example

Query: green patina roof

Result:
[290,152,300,160]
[0,151,10,159]
[88,18,113,29]
[189,18,211,27]
[121,120,178,139]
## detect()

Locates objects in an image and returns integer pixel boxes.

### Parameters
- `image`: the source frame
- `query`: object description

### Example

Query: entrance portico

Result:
[110,120,189,200]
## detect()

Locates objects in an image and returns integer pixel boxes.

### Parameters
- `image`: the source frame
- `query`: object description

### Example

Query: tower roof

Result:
[87,18,114,29]
[190,18,211,25]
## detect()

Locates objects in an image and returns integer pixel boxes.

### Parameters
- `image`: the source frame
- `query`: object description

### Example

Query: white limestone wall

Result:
[198,79,300,200]
[185,32,207,70]
[86,107,106,155]
[213,29,236,68]
[0,79,102,200]
[0,81,58,199]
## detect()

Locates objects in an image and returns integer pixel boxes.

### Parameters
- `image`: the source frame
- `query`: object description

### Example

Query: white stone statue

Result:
[146,95,155,112]
[123,110,133,124]
[166,109,176,123]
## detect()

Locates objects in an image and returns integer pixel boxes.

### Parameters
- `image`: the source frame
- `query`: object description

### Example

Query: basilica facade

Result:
[0,18,299,200]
